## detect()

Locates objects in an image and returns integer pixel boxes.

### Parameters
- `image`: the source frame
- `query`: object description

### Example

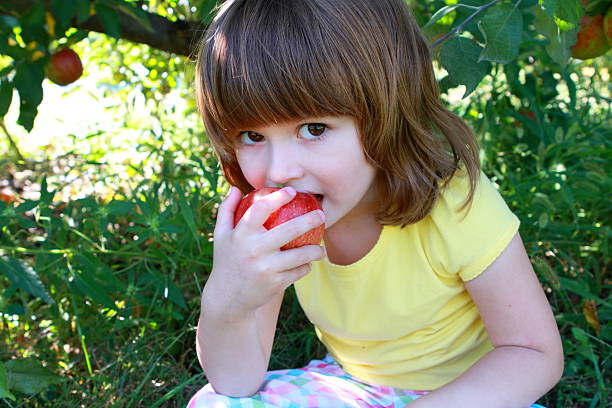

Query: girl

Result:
[188,0,564,406]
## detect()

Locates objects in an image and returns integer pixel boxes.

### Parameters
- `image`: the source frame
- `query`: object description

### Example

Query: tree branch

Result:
[0,0,206,57]
[431,0,503,48]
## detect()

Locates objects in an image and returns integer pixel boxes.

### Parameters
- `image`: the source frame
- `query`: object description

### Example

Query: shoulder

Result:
[423,169,520,281]
[434,168,507,217]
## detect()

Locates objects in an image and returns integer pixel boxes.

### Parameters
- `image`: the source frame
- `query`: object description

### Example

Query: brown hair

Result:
[194,0,480,226]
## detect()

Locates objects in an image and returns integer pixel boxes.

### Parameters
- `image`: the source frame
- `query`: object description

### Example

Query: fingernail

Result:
[284,186,296,197]
[317,210,325,222]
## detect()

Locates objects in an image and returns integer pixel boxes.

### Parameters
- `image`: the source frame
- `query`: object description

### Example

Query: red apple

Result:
[234,187,324,250]
[571,14,611,59]
[0,191,15,205]
[604,7,612,45]
[46,48,83,86]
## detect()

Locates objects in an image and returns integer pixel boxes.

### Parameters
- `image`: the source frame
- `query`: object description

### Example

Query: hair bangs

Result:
[201,0,357,137]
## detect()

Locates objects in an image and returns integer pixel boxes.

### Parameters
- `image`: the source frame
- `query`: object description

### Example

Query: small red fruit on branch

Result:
[46,48,83,86]
[234,187,325,250]
[571,14,611,59]
[604,7,612,45]
[0,190,16,205]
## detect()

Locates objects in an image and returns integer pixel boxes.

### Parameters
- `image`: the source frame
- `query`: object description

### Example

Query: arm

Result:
[196,290,284,397]
[410,232,563,408]
[196,187,326,397]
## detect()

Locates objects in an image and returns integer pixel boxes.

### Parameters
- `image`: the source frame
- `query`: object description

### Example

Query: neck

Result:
[323,215,383,266]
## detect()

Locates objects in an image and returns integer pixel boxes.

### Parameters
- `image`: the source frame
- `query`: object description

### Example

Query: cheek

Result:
[237,153,267,188]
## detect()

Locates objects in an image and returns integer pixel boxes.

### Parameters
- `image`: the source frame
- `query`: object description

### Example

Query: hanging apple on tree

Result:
[45,48,84,86]
[604,6,612,44]
[0,190,16,205]
[570,1,611,59]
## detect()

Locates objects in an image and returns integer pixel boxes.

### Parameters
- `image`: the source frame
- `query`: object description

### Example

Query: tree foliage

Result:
[0,0,610,130]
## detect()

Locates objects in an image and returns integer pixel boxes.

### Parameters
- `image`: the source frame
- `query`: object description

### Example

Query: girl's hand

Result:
[202,186,326,321]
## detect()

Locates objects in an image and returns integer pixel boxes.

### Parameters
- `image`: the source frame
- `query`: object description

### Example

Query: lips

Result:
[295,189,323,202]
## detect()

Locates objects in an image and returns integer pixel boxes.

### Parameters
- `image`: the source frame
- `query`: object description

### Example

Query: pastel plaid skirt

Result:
[187,354,547,407]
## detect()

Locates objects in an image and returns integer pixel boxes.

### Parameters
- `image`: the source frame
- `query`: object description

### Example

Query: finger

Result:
[279,263,313,289]
[237,187,297,232]
[215,187,243,233]
[261,209,325,249]
[273,244,327,272]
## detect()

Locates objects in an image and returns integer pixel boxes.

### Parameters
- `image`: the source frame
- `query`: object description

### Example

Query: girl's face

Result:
[233,116,378,230]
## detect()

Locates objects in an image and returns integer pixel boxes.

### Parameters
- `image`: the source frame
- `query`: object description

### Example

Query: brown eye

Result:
[299,123,327,139]
[238,131,264,145]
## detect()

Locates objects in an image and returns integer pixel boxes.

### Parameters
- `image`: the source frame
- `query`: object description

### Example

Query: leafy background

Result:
[0,0,610,407]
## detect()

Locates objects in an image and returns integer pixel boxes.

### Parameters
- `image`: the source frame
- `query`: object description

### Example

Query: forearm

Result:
[196,306,269,397]
[410,346,563,408]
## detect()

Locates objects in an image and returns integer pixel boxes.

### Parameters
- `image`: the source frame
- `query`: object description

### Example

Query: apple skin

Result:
[571,14,611,59]
[234,187,324,250]
[0,191,15,205]
[46,48,83,86]
[604,7,612,45]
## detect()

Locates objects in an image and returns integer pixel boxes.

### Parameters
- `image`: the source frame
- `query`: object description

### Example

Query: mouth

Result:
[295,189,324,204]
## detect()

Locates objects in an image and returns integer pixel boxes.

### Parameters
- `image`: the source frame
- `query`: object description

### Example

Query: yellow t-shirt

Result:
[294,170,520,390]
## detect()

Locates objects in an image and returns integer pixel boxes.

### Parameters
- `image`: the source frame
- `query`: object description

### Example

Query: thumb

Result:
[215,187,242,233]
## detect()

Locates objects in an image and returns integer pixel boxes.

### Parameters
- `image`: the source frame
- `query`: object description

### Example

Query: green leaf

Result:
[71,274,117,310]
[533,6,576,66]
[17,216,37,229]
[40,176,55,204]
[19,3,48,45]
[75,0,91,24]
[0,15,19,30]
[0,79,13,118]
[424,4,462,29]
[539,0,583,25]
[439,36,491,98]
[114,3,154,33]
[538,212,549,228]
[51,0,77,32]
[562,71,577,111]
[165,277,187,310]
[175,183,201,249]
[3,303,25,315]
[571,326,589,344]
[75,253,124,292]
[0,256,54,304]
[560,277,597,300]
[558,180,576,210]
[13,62,44,131]
[0,362,16,401]
[532,192,556,212]
[95,2,121,39]
[15,200,40,213]
[478,3,523,63]
[5,359,62,395]
[106,200,134,215]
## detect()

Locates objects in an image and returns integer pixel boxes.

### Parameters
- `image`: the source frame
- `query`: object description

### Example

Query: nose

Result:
[266,143,304,186]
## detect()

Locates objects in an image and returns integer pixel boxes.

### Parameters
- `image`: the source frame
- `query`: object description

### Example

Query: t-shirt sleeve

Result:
[426,169,520,282]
